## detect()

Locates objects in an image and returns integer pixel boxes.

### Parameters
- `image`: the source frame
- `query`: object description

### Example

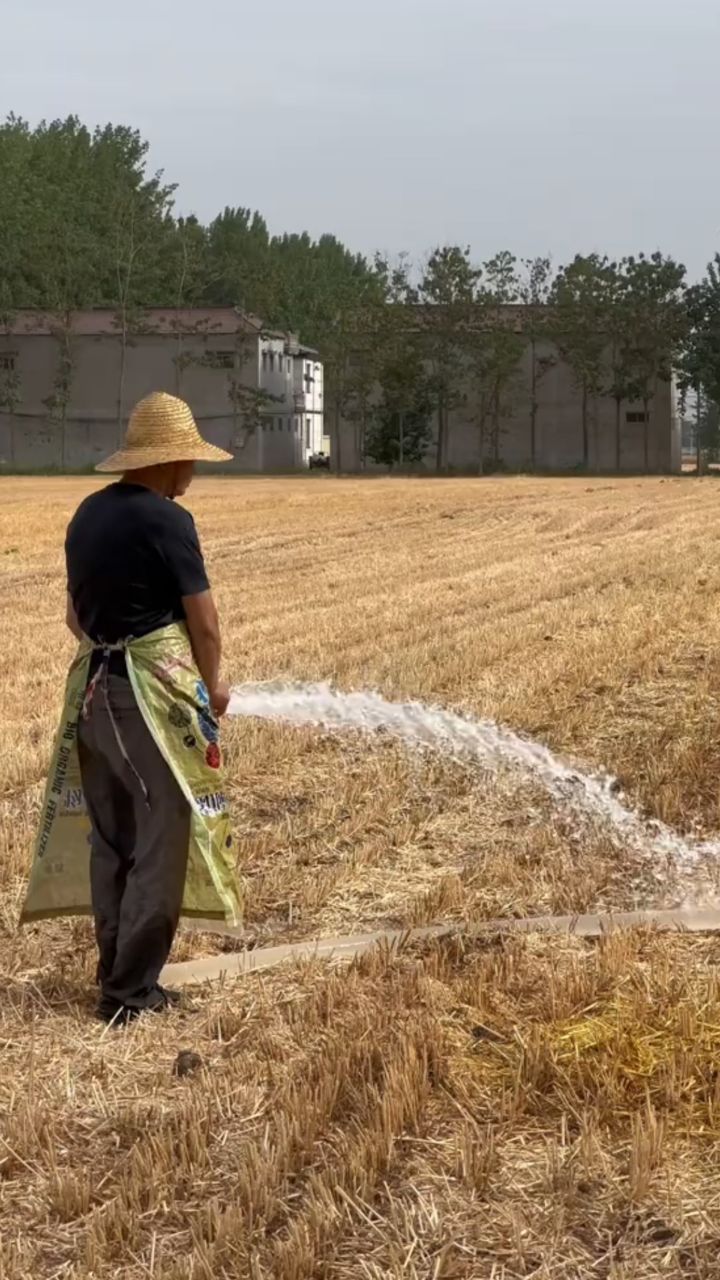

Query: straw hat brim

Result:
[95,440,233,473]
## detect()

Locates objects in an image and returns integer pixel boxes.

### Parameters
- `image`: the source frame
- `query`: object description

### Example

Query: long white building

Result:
[0,308,325,473]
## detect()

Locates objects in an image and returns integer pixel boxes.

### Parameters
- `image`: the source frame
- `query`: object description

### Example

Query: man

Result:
[21,392,242,1023]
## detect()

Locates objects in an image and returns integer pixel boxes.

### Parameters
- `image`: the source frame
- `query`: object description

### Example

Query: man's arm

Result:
[66,592,83,641]
[183,590,230,716]
[166,507,230,716]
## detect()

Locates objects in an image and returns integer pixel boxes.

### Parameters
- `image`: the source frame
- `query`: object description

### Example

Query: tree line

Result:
[1,114,718,471]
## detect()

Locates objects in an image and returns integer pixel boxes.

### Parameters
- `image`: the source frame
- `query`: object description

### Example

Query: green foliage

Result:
[471,254,524,466]
[678,260,720,469]
[550,254,611,465]
[680,256,720,411]
[417,246,480,471]
[619,253,687,470]
[0,115,176,310]
[621,253,687,397]
[0,117,382,348]
[328,255,410,469]
[548,252,687,471]
[364,344,433,467]
[0,112,711,477]
[204,207,271,313]
[518,257,556,465]
[698,398,720,461]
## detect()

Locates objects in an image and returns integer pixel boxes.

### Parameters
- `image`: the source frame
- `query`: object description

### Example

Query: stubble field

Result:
[3,474,720,1278]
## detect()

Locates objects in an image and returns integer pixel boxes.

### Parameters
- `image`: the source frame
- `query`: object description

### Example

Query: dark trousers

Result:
[77,672,190,1009]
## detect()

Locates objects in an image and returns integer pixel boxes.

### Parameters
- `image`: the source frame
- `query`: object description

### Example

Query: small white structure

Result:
[292,342,324,461]
[256,333,324,468]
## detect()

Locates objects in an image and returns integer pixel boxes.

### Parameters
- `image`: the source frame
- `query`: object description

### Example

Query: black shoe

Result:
[100,1001,171,1027]
[96,985,182,1026]
[96,1002,140,1027]
[156,985,182,1008]
[95,994,123,1023]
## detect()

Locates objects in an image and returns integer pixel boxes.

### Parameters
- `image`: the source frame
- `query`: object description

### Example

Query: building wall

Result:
[256,336,319,469]
[0,320,672,475]
[292,353,324,459]
[0,329,303,473]
[260,336,293,409]
[335,337,677,474]
[446,343,674,472]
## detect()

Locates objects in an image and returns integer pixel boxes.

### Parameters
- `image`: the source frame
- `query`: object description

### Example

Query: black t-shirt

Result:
[66,483,209,670]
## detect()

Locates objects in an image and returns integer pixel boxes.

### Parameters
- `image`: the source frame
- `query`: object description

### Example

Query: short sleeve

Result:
[161,507,210,597]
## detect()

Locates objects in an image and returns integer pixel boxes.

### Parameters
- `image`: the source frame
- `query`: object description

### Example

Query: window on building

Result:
[262,350,268,371]
[0,352,16,371]
[268,419,274,432]
[287,358,291,372]
[306,418,312,446]
[276,417,283,432]
[269,351,275,372]
[626,411,649,424]
[205,350,235,370]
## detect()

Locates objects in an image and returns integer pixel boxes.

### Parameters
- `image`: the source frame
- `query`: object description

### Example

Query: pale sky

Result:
[4,0,719,277]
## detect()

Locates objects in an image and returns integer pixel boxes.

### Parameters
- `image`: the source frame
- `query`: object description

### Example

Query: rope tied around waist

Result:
[83,638,151,810]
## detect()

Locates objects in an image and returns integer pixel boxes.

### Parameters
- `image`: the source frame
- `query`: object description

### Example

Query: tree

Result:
[696,396,720,468]
[471,253,524,470]
[0,116,178,461]
[600,259,642,473]
[0,116,35,307]
[30,120,103,466]
[204,207,273,315]
[161,217,212,396]
[418,246,480,472]
[317,258,389,474]
[550,255,610,469]
[621,253,687,472]
[0,110,701,479]
[689,257,720,408]
[679,257,720,472]
[329,255,406,468]
[0,293,19,466]
[364,323,433,468]
[519,257,555,467]
[104,139,178,435]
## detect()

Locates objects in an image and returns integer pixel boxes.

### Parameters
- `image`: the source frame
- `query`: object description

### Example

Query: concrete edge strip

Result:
[162,904,720,988]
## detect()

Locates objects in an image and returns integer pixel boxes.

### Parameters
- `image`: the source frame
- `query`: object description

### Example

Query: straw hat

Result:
[96,392,233,473]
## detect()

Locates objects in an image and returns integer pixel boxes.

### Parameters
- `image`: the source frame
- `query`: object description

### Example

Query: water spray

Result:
[228,680,720,883]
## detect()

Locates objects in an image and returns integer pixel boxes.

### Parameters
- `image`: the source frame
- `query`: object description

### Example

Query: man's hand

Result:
[211,680,231,718]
